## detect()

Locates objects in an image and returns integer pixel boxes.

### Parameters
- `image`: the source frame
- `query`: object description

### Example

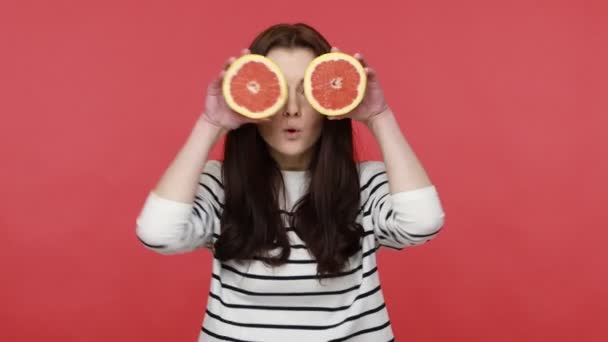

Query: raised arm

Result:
[135,119,225,254]
[135,48,270,254]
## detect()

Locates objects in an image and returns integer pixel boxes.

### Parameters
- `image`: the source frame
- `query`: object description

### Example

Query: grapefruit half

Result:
[303,52,367,116]
[222,54,288,119]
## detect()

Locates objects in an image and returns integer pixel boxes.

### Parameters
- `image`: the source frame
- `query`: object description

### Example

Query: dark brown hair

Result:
[214,23,364,278]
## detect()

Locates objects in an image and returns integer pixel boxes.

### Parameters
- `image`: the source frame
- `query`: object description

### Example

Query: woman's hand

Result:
[200,49,270,131]
[326,47,391,126]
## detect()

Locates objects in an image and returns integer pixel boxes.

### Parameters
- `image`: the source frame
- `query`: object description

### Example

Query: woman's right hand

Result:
[200,49,270,131]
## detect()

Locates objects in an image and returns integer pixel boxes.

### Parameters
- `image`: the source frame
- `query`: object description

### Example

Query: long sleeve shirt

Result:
[135,160,446,341]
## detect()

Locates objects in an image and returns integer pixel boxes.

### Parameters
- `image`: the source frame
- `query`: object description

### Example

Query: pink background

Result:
[2,0,607,341]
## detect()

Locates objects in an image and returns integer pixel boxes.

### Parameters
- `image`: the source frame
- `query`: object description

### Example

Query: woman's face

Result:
[257,47,325,171]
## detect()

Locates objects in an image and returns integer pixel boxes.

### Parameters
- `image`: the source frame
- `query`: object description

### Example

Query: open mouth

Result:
[283,128,301,139]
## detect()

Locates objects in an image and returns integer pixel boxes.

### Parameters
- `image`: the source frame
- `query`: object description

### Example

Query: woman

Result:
[136,23,446,342]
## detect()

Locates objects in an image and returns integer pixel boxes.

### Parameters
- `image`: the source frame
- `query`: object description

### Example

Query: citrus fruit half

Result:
[222,54,288,119]
[303,52,367,116]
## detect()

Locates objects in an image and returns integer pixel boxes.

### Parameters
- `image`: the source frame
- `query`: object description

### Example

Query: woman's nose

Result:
[282,93,300,117]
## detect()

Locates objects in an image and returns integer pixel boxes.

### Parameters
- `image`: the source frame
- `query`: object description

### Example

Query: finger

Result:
[208,73,224,95]
[354,53,367,67]
[364,67,376,80]
[224,57,236,70]
[241,48,251,56]
[210,69,227,89]
[331,46,340,52]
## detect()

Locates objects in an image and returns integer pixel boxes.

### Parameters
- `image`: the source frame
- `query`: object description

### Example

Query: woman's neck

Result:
[271,152,312,171]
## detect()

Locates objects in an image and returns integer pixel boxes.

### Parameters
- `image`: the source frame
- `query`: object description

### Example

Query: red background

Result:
[2,0,607,341]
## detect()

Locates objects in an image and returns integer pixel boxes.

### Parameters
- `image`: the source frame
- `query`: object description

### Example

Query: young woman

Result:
[136,23,446,342]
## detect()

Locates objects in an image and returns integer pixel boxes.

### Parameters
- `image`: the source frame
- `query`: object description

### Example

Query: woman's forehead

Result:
[266,47,315,81]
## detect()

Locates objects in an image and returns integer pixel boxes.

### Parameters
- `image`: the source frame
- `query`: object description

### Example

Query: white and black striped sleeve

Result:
[360,161,446,250]
[135,160,224,255]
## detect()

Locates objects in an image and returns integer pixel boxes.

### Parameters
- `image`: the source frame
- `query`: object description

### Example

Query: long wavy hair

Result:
[214,23,364,277]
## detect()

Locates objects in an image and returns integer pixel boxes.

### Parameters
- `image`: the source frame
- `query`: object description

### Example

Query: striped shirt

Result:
[136,160,446,341]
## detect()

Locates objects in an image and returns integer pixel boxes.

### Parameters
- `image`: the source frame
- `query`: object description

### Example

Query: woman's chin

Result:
[268,146,312,166]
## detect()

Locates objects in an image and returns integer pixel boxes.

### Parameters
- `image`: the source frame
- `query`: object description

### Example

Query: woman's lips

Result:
[283,128,301,139]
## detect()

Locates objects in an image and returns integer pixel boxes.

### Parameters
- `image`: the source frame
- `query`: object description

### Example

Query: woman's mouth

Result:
[283,128,301,139]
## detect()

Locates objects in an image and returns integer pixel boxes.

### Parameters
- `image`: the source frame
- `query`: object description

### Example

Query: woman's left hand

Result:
[327,47,390,125]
